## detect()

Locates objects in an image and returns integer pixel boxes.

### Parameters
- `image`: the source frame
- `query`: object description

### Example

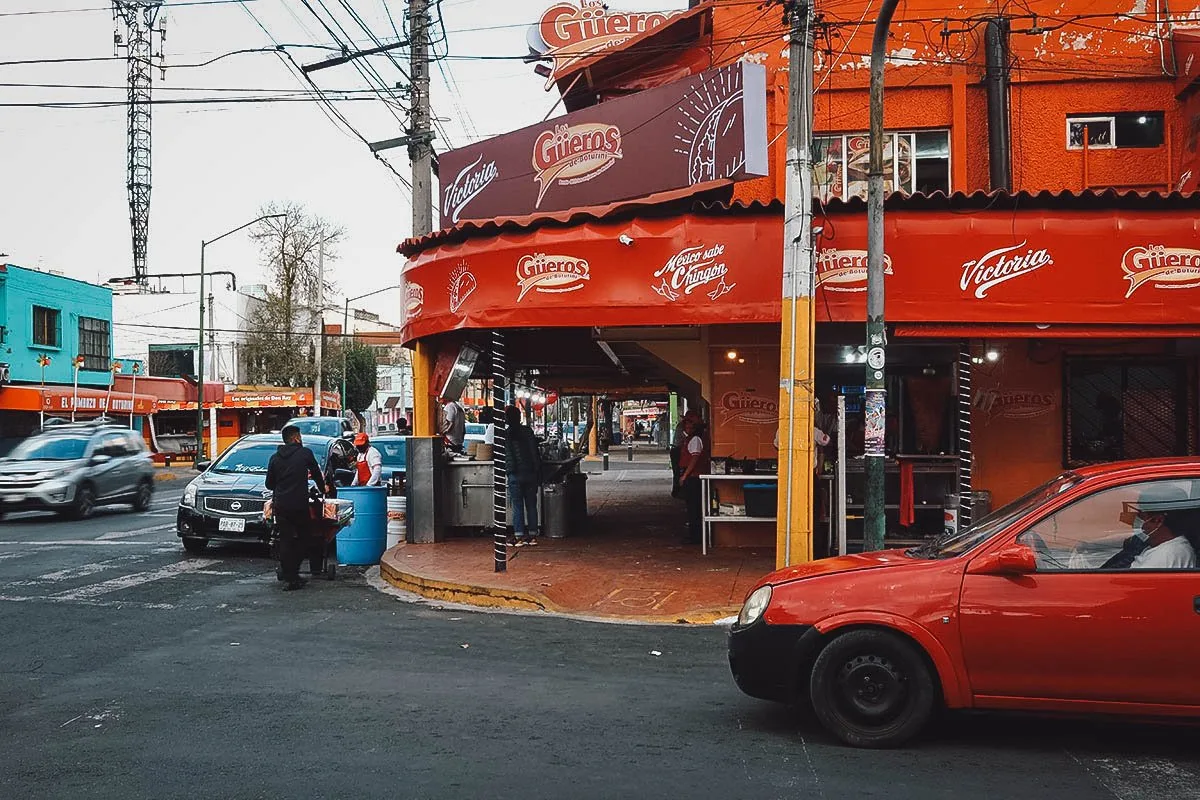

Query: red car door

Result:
[958,477,1200,709]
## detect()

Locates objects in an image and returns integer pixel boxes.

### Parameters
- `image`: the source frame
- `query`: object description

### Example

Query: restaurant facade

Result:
[399,0,1200,565]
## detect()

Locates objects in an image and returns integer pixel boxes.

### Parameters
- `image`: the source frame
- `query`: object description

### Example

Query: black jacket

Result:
[265,442,324,514]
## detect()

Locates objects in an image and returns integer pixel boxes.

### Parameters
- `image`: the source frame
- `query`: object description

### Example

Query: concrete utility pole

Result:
[863,0,901,551]
[313,233,325,417]
[776,0,816,568]
[409,0,434,238]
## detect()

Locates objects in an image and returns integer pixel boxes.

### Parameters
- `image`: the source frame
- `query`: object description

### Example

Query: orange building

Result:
[401,0,1200,562]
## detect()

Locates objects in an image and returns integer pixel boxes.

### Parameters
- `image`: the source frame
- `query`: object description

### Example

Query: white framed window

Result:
[812,129,951,202]
[1067,113,1163,150]
[1067,116,1115,150]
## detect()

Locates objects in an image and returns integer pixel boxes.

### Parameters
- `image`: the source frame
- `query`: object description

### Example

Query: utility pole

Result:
[775,0,816,568]
[408,0,434,238]
[864,0,902,551]
[111,1,166,289]
[314,233,325,417]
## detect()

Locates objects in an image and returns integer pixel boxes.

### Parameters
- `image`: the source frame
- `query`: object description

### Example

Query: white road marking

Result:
[1068,752,1200,800]
[1,540,163,546]
[96,524,174,540]
[8,555,146,585]
[0,594,178,610]
[0,547,64,562]
[52,559,219,600]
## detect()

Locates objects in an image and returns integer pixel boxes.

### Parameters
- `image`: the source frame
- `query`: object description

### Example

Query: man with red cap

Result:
[351,432,383,487]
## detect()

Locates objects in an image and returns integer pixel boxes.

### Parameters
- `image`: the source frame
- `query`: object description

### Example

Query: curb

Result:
[378,550,739,626]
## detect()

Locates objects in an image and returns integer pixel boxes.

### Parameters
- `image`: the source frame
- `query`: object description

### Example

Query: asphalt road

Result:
[2,479,1199,800]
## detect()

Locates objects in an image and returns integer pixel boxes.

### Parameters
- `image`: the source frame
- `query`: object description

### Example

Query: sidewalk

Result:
[379,466,776,624]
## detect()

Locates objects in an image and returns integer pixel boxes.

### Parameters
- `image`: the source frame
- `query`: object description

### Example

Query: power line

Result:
[0,0,261,16]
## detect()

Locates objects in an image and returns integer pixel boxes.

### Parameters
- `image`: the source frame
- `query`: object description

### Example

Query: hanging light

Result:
[726,350,738,361]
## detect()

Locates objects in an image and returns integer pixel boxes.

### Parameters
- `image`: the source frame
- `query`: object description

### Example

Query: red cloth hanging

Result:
[899,458,916,527]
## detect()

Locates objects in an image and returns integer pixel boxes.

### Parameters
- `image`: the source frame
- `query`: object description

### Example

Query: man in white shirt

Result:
[1130,508,1197,569]
[350,433,384,487]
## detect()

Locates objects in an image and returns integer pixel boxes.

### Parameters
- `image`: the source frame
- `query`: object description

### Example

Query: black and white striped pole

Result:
[491,331,508,572]
[956,346,973,529]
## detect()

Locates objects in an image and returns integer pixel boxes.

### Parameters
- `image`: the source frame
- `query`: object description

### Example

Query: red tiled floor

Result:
[380,460,777,623]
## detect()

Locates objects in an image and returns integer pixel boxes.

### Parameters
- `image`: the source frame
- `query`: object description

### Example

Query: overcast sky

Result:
[0,0,689,323]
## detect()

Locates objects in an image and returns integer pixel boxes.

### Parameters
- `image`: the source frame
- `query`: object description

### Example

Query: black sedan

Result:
[177,434,352,554]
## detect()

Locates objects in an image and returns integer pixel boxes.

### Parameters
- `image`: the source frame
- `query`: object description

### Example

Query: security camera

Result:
[618,234,634,246]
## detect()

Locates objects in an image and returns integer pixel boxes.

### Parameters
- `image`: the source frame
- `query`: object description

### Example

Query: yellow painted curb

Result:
[378,551,739,625]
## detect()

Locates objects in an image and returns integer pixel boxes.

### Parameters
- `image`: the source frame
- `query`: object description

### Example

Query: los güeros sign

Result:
[438,61,768,226]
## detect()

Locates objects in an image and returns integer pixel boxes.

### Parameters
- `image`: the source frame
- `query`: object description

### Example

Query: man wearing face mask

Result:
[1101,485,1198,570]
[350,433,383,487]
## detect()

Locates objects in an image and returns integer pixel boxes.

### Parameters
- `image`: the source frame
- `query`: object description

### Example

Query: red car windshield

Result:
[913,472,1084,559]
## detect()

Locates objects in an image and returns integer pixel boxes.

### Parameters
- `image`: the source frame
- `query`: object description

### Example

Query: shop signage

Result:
[436,61,767,224]
[46,394,154,414]
[719,390,777,426]
[516,253,591,301]
[449,261,478,314]
[960,241,1054,299]
[652,243,735,302]
[1121,244,1200,298]
[527,0,685,90]
[973,388,1057,420]
[534,122,624,207]
[405,282,425,319]
[815,248,894,292]
[443,155,499,225]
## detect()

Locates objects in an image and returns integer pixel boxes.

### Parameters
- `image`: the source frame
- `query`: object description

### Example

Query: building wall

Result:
[698,0,1197,201]
[0,264,113,387]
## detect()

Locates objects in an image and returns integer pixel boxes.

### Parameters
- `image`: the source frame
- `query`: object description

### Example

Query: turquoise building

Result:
[0,263,115,388]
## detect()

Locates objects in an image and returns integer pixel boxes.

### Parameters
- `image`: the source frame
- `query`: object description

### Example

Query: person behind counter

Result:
[441,395,467,454]
[678,414,709,546]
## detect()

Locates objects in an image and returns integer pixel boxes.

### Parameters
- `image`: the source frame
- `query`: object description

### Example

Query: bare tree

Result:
[242,202,344,387]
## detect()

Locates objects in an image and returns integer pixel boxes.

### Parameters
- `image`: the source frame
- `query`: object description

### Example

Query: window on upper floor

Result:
[1067,112,1164,150]
[78,316,111,371]
[813,130,951,203]
[32,306,60,348]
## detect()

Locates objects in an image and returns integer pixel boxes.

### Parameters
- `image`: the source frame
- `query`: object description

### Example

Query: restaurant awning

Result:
[0,385,157,415]
[399,189,1200,344]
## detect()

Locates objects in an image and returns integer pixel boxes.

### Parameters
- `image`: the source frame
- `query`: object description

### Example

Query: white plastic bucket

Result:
[386,495,407,550]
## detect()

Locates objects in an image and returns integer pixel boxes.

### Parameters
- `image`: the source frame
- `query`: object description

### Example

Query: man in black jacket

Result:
[265,425,325,590]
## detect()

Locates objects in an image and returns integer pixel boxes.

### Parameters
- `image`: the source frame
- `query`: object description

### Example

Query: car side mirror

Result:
[91,453,112,465]
[968,543,1038,576]
[194,459,212,472]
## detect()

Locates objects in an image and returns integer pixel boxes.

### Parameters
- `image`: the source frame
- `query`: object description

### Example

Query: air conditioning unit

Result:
[0,363,10,386]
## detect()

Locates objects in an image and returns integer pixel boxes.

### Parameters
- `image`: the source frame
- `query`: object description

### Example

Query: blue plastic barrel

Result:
[335,485,389,565]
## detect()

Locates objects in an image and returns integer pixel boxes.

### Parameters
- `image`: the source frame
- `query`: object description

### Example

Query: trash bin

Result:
[743,483,778,518]
[542,482,569,539]
[971,490,992,520]
[336,485,389,565]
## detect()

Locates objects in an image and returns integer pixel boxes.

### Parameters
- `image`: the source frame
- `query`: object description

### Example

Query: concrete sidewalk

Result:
[379,468,777,624]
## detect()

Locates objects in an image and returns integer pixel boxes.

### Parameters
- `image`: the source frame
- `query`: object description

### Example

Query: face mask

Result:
[1131,518,1147,540]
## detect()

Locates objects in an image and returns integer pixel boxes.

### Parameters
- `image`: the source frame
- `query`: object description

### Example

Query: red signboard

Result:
[437,61,768,226]
[402,205,1200,343]
[527,0,686,90]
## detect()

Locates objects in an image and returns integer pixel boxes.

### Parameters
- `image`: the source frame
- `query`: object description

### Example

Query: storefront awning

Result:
[400,189,1200,344]
[894,323,1200,339]
[0,385,157,415]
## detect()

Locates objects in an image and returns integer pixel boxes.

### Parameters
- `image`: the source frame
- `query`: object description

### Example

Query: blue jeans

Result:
[508,477,539,537]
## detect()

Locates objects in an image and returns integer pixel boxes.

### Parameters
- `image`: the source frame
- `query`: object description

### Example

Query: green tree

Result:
[242,202,343,387]
[342,342,378,413]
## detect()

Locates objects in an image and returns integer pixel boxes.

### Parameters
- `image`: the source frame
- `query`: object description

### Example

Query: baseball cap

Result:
[353,433,369,446]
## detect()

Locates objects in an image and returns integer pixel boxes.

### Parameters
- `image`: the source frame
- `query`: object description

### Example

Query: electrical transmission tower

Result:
[112,1,166,289]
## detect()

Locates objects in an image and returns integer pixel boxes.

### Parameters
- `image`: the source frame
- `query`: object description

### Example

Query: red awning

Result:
[1173,28,1200,96]
[894,323,1200,339]
[0,385,157,415]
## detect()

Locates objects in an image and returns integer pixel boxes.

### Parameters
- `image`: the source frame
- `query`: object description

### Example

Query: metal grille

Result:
[1065,358,1190,466]
[203,496,265,516]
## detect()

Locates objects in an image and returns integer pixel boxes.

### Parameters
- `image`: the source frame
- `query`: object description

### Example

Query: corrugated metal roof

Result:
[398,188,1200,257]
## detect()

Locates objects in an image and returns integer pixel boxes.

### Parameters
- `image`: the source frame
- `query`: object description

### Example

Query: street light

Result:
[195,213,285,464]
[341,285,403,415]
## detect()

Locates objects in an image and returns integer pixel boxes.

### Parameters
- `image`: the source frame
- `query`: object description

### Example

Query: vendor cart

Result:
[265,490,355,581]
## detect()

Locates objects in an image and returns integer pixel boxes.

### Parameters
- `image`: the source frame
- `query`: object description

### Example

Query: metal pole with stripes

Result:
[956,345,973,529]
[491,331,508,572]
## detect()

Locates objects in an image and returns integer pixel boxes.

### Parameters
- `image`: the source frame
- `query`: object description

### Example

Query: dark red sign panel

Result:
[437,61,768,226]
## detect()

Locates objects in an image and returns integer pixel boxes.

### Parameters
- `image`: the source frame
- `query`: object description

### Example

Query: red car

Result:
[729,458,1200,748]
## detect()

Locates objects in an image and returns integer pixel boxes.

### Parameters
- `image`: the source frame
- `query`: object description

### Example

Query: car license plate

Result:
[218,517,246,533]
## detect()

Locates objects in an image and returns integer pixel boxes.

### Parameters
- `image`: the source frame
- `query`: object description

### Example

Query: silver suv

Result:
[0,422,155,520]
